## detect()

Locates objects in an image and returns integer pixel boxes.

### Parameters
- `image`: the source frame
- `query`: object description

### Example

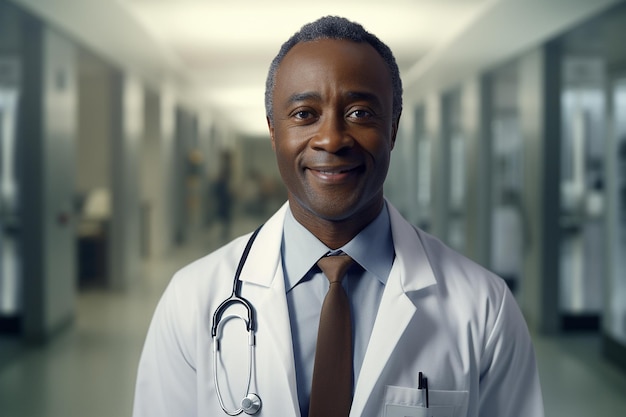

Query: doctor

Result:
[133,16,544,417]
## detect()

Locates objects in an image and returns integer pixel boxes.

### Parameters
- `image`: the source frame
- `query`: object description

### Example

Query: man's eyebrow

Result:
[285,91,383,106]
[287,92,321,104]
[346,91,382,105]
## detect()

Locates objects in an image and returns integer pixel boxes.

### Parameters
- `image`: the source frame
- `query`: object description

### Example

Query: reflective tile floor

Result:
[1,219,626,417]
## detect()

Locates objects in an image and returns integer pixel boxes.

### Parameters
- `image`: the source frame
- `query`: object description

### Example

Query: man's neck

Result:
[288,198,384,250]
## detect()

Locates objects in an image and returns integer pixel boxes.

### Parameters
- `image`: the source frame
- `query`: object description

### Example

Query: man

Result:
[133,16,544,417]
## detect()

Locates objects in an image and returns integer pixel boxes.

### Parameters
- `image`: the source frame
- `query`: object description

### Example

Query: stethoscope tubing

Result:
[211,225,264,415]
[211,225,262,338]
[213,314,256,415]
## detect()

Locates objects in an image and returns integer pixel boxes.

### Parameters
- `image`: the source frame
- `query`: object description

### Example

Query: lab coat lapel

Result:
[351,203,437,416]
[237,203,301,416]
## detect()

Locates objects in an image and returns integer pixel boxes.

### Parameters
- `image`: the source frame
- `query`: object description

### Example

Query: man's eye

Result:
[294,110,312,119]
[349,109,371,118]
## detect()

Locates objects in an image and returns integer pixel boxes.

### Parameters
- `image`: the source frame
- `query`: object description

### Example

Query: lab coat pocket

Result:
[383,385,469,417]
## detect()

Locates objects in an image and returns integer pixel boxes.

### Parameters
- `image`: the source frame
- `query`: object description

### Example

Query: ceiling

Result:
[8,0,624,136]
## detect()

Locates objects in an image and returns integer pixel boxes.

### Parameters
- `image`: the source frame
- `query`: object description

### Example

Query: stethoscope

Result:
[211,226,263,415]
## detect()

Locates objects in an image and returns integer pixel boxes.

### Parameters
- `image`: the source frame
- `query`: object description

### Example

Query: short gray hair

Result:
[264,16,403,123]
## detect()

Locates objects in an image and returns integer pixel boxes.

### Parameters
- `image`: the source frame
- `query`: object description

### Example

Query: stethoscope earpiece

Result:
[241,393,262,415]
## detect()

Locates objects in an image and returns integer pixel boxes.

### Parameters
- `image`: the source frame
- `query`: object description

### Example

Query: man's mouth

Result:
[316,168,353,175]
[307,165,360,182]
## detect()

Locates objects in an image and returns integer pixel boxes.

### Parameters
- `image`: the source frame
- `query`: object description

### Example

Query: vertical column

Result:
[462,77,492,267]
[443,89,465,253]
[173,108,188,244]
[141,89,164,258]
[519,42,562,333]
[413,105,432,232]
[428,94,448,241]
[108,73,143,290]
[603,75,626,368]
[172,108,199,244]
[20,17,77,342]
[160,89,176,253]
[0,0,23,336]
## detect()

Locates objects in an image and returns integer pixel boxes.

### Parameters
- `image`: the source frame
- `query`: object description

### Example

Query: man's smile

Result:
[306,164,362,182]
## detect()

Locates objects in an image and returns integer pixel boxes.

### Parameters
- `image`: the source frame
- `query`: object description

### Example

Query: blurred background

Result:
[1,0,626,415]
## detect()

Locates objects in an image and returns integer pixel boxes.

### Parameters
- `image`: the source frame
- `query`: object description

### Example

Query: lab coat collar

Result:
[238,200,438,293]
[387,201,438,293]
[237,202,289,287]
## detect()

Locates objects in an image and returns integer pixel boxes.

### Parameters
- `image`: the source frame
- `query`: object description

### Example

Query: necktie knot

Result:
[317,254,354,285]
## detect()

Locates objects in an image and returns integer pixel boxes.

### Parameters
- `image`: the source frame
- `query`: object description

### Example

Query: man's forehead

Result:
[277,39,387,80]
[272,38,393,109]
[283,38,373,60]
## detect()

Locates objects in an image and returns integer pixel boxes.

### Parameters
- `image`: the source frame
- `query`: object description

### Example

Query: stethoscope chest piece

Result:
[241,393,262,414]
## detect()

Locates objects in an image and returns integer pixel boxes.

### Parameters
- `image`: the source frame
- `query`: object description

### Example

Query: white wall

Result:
[77,51,111,194]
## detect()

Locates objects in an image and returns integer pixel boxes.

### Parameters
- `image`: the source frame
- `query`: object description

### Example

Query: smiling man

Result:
[268,36,398,249]
[133,16,544,417]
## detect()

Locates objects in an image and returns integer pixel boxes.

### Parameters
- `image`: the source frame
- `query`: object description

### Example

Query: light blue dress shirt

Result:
[281,204,395,416]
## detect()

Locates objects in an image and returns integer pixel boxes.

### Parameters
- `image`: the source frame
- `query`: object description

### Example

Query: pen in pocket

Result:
[418,372,429,408]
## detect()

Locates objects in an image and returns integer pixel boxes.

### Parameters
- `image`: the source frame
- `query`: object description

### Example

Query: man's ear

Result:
[267,116,276,151]
[390,111,402,150]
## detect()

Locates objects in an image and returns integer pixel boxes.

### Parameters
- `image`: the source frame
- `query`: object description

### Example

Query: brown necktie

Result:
[309,254,355,417]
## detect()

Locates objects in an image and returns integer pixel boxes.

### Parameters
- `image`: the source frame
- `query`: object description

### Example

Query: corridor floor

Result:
[1,219,625,417]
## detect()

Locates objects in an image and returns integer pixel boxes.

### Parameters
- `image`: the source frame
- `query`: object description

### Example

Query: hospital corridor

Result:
[2,1,626,416]
[1,217,626,417]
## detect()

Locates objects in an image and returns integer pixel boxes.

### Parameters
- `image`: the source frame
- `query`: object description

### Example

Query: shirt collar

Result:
[281,203,395,292]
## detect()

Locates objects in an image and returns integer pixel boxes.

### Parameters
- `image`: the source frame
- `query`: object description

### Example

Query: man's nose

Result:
[310,113,354,153]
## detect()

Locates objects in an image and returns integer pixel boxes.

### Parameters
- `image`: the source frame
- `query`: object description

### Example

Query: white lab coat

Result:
[133,202,543,417]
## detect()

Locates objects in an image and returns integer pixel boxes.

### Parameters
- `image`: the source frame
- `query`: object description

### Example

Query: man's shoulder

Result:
[405,227,515,342]
[386,203,503,294]
[409,226,508,300]
[170,233,253,286]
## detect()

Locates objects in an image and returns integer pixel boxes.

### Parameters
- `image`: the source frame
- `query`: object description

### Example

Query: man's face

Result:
[268,39,398,224]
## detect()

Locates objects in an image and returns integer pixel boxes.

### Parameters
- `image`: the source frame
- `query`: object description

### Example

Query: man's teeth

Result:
[319,168,348,174]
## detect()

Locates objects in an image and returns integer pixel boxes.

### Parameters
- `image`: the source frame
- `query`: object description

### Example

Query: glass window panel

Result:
[608,78,626,342]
